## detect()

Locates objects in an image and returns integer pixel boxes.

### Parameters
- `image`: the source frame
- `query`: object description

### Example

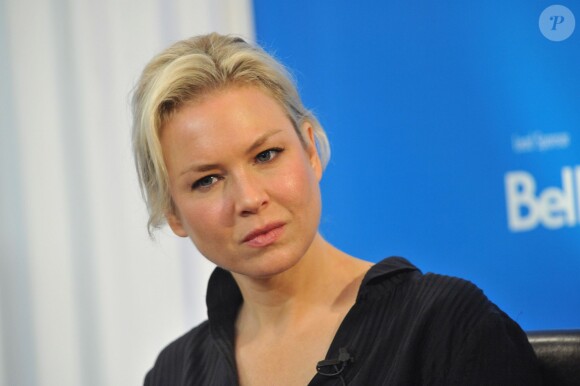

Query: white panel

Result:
[0,298,5,386]
[66,0,186,383]
[225,0,255,40]
[5,0,82,384]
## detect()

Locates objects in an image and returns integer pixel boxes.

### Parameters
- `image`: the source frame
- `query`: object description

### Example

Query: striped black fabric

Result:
[144,257,541,385]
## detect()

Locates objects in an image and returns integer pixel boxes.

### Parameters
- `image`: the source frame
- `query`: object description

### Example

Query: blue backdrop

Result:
[253,1,579,330]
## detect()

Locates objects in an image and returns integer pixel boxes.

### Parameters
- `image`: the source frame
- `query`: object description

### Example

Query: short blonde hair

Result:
[132,33,330,235]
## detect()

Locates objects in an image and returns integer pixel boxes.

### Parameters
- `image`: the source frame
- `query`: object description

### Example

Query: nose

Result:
[229,170,269,216]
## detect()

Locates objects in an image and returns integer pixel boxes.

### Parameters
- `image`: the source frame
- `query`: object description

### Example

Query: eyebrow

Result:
[245,129,283,155]
[179,129,283,176]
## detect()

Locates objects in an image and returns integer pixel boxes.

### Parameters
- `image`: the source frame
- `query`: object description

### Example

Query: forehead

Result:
[160,86,296,162]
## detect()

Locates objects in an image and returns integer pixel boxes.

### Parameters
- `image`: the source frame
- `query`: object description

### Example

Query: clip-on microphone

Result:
[316,347,354,382]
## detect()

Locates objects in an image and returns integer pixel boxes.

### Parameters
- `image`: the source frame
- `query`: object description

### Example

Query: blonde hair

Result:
[132,33,330,235]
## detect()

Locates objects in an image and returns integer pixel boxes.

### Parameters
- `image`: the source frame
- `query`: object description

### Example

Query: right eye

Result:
[191,175,220,190]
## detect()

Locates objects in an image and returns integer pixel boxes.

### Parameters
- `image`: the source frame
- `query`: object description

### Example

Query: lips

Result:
[242,222,285,247]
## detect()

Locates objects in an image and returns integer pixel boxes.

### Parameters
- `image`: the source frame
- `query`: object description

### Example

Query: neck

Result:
[232,234,371,333]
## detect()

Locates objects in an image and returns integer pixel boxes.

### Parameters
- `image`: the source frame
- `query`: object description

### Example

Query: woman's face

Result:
[161,86,323,278]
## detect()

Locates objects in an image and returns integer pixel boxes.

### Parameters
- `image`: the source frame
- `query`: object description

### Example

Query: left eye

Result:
[255,148,284,163]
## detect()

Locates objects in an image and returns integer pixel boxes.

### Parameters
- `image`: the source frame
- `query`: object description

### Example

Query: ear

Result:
[165,209,189,238]
[301,122,323,181]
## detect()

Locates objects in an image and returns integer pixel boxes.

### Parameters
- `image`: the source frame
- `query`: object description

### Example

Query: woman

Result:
[133,33,541,385]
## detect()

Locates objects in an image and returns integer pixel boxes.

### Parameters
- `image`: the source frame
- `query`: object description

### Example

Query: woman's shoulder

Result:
[144,321,210,385]
[412,270,492,315]
[366,257,486,298]
[159,320,211,357]
[365,257,511,330]
[361,257,541,384]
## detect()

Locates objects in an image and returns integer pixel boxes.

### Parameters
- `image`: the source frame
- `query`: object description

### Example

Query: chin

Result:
[230,249,305,280]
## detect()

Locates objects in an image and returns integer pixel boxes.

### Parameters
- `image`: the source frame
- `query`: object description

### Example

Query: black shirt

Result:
[145,257,541,385]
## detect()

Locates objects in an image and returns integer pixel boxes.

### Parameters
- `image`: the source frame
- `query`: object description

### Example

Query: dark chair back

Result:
[527,330,580,386]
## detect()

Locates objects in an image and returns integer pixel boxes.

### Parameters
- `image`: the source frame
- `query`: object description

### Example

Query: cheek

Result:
[276,158,320,209]
[177,198,227,240]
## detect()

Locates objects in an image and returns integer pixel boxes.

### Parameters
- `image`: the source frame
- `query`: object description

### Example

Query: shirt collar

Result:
[206,256,420,326]
[206,267,243,325]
